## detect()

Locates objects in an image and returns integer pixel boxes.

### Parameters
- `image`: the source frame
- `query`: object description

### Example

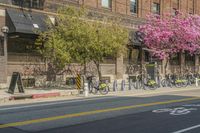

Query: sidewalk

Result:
[0,86,200,106]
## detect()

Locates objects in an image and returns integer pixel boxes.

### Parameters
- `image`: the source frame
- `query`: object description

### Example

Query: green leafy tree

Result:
[88,21,129,79]
[37,6,129,80]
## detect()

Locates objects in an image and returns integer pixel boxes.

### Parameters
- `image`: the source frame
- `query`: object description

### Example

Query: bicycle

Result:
[161,74,173,88]
[87,76,109,95]
[161,74,189,88]
[135,74,159,90]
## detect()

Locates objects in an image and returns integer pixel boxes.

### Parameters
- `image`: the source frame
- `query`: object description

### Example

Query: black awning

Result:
[6,8,48,35]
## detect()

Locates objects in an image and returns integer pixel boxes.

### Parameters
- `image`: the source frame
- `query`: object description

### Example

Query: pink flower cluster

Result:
[139,13,200,60]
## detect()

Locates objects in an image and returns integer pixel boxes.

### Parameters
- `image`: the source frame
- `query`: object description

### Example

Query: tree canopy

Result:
[139,13,200,59]
[36,6,129,79]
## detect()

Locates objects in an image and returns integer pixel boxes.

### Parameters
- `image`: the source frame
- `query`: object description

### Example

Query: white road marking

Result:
[183,104,200,107]
[152,107,197,115]
[0,96,115,111]
[172,124,200,133]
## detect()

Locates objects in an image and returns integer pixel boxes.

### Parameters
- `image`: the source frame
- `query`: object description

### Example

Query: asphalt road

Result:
[1,89,200,133]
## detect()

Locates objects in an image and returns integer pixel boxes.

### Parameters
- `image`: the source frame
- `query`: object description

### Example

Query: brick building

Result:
[0,0,199,87]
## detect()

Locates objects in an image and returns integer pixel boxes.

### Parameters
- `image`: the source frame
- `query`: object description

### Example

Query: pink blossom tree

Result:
[138,13,200,74]
[139,13,200,60]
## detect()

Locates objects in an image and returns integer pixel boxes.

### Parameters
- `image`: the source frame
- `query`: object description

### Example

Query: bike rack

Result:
[84,82,89,97]
[121,80,125,91]
[113,80,118,91]
[196,78,198,87]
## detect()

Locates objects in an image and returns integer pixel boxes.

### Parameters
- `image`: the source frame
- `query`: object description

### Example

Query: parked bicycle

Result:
[134,74,159,90]
[87,76,109,95]
[161,72,198,88]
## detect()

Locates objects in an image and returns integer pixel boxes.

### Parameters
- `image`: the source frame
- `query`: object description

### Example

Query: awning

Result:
[6,8,48,35]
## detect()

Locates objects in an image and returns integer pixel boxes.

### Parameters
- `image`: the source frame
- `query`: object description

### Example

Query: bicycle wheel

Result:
[136,80,143,89]
[197,79,200,86]
[99,83,109,95]
[131,81,137,89]
[182,80,188,87]
[90,87,98,94]
[148,84,158,90]
[175,82,182,88]
[147,80,158,90]
[99,86,109,95]
[161,79,167,87]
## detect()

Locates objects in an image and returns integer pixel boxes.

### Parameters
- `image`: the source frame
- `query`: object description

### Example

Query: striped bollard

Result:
[76,74,81,90]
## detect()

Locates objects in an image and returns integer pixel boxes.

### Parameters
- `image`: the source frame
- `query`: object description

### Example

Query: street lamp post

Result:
[135,31,145,86]
[1,26,9,83]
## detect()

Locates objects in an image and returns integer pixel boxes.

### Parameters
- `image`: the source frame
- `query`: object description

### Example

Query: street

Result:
[1,89,200,133]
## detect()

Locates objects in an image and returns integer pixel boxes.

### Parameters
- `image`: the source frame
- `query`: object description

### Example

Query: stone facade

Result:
[0,0,200,86]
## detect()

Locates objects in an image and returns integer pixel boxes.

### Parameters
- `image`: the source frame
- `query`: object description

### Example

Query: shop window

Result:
[8,37,39,54]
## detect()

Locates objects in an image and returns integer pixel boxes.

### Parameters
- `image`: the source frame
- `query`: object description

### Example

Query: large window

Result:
[130,0,138,14]
[152,2,160,15]
[12,0,45,9]
[101,0,112,8]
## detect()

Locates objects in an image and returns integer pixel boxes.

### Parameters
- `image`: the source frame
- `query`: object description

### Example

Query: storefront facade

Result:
[0,0,200,87]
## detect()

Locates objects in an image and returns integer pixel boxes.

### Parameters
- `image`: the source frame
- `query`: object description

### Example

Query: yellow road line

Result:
[0,97,199,129]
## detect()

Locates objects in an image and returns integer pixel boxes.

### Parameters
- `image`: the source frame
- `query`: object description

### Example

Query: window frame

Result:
[11,0,44,10]
[130,0,138,14]
[152,2,160,15]
[101,0,112,9]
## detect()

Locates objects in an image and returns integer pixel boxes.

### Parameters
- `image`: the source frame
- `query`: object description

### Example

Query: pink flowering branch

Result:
[139,12,200,60]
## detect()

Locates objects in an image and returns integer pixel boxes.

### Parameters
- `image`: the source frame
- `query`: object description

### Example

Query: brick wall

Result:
[0,0,200,82]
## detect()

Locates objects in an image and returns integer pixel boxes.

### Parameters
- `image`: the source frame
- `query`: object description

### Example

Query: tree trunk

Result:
[83,58,86,75]
[164,58,169,75]
[94,60,102,80]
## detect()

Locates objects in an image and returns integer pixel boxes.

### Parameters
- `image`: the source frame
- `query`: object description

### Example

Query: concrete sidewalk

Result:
[0,86,200,106]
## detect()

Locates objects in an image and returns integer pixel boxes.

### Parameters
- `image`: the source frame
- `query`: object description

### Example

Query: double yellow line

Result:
[0,97,199,129]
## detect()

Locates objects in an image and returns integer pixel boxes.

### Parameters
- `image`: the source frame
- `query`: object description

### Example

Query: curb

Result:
[0,90,79,102]
[32,92,60,99]
[9,92,61,100]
